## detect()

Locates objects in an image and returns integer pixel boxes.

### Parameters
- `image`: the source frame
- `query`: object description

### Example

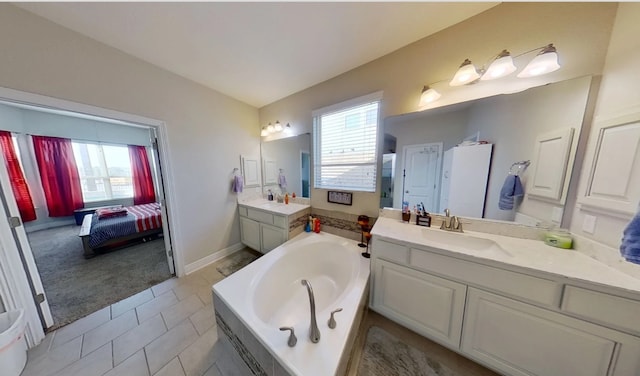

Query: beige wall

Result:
[0,4,260,268]
[259,3,617,219]
[570,3,640,248]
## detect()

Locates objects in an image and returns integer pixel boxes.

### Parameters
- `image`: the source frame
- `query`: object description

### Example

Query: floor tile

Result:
[172,277,210,301]
[197,285,215,306]
[50,307,110,348]
[161,294,204,329]
[113,314,167,366]
[136,290,178,323]
[153,357,185,376]
[52,342,112,376]
[27,331,55,362]
[22,336,82,376]
[82,309,137,356]
[145,319,198,374]
[104,349,150,376]
[178,326,219,376]
[111,289,154,318]
[151,278,180,298]
[202,364,223,376]
[190,304,216,336]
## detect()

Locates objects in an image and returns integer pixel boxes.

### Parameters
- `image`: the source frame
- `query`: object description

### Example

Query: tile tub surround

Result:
[310,207,378,242]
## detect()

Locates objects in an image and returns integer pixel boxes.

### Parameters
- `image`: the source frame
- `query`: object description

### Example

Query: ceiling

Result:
[16,2,498,108]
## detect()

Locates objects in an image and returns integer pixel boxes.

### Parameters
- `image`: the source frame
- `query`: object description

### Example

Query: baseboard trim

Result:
[184,242,245,275]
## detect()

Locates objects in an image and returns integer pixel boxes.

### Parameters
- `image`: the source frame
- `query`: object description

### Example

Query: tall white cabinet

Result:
[440,144,493,217]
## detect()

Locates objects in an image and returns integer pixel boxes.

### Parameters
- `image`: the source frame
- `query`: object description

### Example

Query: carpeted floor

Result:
[215,248,261,277]
[358,326,458,376]
[28,224,172,331]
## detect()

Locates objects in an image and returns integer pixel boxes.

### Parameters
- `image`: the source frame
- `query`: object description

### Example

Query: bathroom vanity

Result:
[238,200,310,253]
[370,217,640,376]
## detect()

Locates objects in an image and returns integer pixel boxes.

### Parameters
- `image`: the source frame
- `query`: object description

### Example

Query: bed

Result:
[78,203,163,258]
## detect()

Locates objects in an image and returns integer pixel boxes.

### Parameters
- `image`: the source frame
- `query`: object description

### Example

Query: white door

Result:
[402,143,442,213]
[150,129,175,274]
[0,156,52,338]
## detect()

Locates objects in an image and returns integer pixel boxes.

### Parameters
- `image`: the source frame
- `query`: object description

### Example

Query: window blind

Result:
[313,98,380,192]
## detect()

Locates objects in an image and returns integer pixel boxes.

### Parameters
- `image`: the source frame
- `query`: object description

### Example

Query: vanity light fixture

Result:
[517,44,560,78]
[261,121,292,137]
[418,43,561,107]
[481,50,517,81]
[419,85,442,106]
[449,59,481,86]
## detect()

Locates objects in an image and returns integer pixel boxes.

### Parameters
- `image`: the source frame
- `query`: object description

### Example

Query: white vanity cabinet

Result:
[370,235,640,376]
[238,206,287,254]
[373,258,466,348]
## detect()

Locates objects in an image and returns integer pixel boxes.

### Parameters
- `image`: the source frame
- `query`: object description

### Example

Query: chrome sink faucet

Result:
[301,279,321,343]
[440,208,463,232]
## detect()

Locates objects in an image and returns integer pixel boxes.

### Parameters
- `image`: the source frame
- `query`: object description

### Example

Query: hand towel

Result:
[620,210,640,265]
[232,175,244,193]
[498,175,524,210]
[278,173,287,189]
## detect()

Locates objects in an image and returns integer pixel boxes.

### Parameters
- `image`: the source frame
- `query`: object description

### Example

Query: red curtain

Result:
[0,132,36,222]
[32,136,83,217]
[129,145,156,205]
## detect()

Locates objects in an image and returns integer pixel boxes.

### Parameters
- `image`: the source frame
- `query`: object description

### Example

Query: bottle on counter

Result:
[267,189,273,201]
[285,193,289,204]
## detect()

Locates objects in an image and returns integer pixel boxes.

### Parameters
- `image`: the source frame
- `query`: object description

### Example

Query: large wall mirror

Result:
[260,133,311,198]
[381,76,594,227]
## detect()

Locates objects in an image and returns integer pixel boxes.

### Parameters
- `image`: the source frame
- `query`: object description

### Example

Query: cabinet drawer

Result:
[410,250,561,307]
[372,239,408,264]
[238,206,248,217]
[272,214,286,229]
[247,208,273,225]
[561,286,640,335]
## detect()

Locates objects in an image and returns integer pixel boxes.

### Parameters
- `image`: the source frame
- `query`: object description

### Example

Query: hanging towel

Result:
[278,173,287,189]
[498,175,524,210]
[232,175,244,193]
[620,210,640,265]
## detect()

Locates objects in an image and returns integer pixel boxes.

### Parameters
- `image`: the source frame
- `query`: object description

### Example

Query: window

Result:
[313,92,381,192]
[72,142,133,202]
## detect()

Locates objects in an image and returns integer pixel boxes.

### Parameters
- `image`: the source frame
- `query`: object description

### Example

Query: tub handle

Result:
[279,327,297,347]
[328,308,343,329]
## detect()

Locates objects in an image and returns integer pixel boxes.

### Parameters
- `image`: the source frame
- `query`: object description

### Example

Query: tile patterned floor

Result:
[22,261,230,376]
[22,252,497,376]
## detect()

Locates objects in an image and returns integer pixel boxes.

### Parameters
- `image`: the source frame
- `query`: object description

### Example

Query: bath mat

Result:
[358,326,457,376]
[216,249,260,277]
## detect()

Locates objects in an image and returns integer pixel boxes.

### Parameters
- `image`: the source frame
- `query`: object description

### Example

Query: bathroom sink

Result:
[421,228,510,255]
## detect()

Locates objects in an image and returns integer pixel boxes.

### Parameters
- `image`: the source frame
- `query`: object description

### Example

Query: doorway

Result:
[402,143,443,213]
[0,89,176,338]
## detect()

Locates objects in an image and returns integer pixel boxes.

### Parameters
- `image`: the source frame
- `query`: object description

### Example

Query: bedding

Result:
[96,206,127,219]
[88,202,162,248]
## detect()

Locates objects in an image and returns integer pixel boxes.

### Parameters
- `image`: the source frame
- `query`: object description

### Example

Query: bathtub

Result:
[213,231,370,376]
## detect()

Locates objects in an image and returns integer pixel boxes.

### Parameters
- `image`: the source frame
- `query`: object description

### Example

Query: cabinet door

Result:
[578,111,640,216]
[371,259,466,348]
[260,223,286,253]
[240,216,261,252]
[462,288,618,376]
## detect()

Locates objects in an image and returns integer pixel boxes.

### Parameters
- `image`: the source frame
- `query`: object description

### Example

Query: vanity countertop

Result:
[371,217,640,295]
[238,199,310,216]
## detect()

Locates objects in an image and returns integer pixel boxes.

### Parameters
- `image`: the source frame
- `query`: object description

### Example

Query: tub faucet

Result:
[301,279,321,343]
